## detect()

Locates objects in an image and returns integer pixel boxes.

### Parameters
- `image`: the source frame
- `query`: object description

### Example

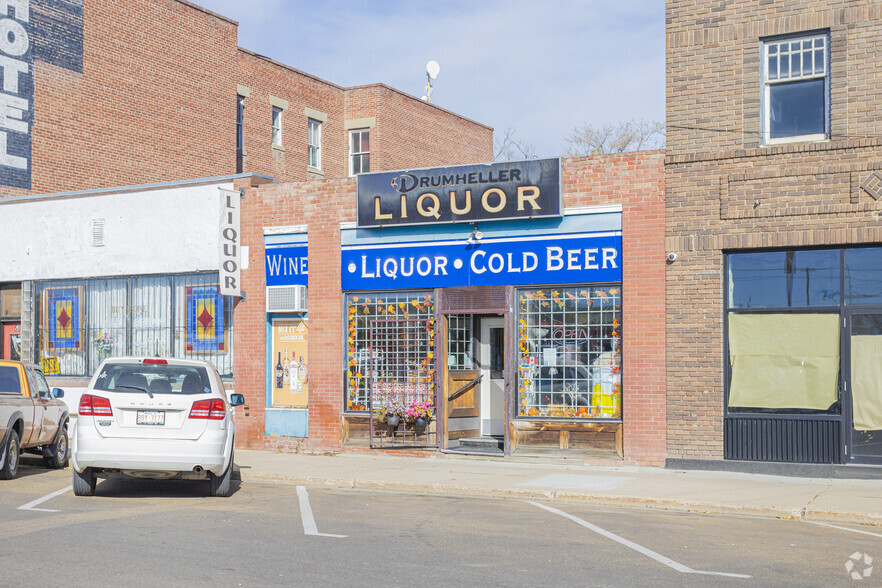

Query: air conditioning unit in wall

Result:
[266,285,308,313]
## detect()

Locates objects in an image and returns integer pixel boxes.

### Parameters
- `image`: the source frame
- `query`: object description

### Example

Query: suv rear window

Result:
[94,363,211,395]
[0,366,21,394]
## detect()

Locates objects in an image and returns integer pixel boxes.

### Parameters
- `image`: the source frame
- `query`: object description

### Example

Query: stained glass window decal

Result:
[186,285,225,352]
[46,287,82,350]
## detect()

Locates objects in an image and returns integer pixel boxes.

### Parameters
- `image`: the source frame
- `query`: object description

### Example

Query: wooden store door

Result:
[443,315,506,451]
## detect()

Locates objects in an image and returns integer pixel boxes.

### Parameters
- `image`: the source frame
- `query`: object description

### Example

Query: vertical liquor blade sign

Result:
[219,188,241,297]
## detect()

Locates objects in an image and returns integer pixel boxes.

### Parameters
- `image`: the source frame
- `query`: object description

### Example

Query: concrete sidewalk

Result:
[235,450,882,526]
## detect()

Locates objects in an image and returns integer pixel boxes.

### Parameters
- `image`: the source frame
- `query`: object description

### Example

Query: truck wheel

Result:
[42,425,69,469]
[0,430,20,480]
[210,450,233,497]
[72,466,96,496]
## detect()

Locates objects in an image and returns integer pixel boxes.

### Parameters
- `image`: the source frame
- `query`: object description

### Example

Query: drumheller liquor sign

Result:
[356,158,562,228]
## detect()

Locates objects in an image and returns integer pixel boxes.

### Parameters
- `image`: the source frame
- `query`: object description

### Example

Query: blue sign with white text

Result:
[265,244,308,287]
[341,232,621,290]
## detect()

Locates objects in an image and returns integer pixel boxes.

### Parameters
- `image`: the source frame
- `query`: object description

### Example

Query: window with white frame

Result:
[308,119,321,169]
[349,129,370,175]
[272,106,283,147]
[762,32,829,144]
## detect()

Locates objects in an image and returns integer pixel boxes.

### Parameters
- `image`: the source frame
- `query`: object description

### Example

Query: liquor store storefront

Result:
[244,154,666,463]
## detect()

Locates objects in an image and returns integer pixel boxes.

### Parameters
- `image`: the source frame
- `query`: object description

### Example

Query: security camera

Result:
[666,252,678,262]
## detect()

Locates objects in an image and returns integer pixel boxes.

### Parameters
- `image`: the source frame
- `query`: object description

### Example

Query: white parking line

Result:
[806,521,882,538]
[527,501,751,579]
[296,486,347,538]
[18,485,72,513]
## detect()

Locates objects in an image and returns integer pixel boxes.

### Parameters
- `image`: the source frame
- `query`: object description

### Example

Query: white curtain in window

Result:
[130,276,171,357]
[87,278,127,367]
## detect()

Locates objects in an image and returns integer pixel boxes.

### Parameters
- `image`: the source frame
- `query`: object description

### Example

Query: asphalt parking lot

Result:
[3,455,881,587]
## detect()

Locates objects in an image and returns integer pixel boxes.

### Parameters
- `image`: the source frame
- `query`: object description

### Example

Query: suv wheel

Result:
[72,466,96,496]
[210,449,233,497]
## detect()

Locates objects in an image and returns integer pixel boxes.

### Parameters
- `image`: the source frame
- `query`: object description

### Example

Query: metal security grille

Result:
[345,292,433,411]
[724,417,841,463]
[368,317,436,448]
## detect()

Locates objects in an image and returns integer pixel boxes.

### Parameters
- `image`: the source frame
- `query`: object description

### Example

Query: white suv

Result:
[71,357,244,497]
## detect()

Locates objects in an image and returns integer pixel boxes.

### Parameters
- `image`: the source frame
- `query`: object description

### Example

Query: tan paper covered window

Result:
[851,335,882,431]
[728,313,839,410]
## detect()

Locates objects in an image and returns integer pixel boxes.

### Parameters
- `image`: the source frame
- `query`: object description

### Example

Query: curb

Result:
[237,470,882,527]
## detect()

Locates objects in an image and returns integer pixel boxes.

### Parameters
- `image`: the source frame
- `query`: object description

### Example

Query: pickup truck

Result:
[0,360,70,479]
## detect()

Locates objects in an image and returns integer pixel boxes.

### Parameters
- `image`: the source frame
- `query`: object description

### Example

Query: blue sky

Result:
[197,0,665,158]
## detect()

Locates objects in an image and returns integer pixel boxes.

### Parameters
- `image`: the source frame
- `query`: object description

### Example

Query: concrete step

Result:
[446,436,504,455]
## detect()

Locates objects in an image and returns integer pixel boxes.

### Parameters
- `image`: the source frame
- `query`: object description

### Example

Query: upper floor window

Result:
[308,119,321,169]
[349,129,370,175]
[762,33,828,144]
[236,96,244,151]
[272,106,283,148]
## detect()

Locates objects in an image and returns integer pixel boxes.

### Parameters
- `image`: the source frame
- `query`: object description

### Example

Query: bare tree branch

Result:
[494,127,537,161]
[564,119,664,157]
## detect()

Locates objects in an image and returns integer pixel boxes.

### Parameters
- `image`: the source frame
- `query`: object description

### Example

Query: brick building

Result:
[234,152,666,465]
[666,1,882,469]
[0,1,491,402]
[0,0,491,198]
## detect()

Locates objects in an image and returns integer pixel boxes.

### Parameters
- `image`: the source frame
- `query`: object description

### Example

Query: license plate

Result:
[137,410,165,426]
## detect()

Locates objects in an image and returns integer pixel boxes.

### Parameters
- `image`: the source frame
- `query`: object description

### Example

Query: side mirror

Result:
[52,388,65,399]
[229,393,245,407]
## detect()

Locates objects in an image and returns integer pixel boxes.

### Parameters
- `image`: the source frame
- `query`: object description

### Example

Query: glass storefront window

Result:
[1,285,21,318]
[39,280,87,376]
[36,274,234,377]
[517,285,622,419]
[728,313,840,411]
[131,276,172,357]
[728,249,840,309]
[345,291,434,411]
[844,247,882,305]
[173,274,234,376]
[87,278,127,367]
[446,314,474,370]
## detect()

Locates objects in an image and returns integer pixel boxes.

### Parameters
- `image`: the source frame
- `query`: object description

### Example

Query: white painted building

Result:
[0,174,267,411]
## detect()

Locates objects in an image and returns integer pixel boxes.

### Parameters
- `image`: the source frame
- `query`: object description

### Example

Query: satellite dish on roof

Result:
[426,60,440,79]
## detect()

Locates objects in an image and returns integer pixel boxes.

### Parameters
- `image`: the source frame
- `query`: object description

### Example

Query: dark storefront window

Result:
[726,246,882,415]
[516,285,622,419]
[727,249,840,309]
[844,248,882,305]
[36,274,234,377]
[345,291,434,411]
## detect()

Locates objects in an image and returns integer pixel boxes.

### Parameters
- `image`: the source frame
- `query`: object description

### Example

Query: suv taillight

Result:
[79,394,113,417]
[189,399,226,420]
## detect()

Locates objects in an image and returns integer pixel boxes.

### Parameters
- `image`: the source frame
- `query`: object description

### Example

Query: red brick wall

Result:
[344,85,493,171]
[235,50,347,183]
[236,178,356,451]
[563,152,667,465]
[3,0,492,199]
[1,0,239,198]
[237,152,666,465]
